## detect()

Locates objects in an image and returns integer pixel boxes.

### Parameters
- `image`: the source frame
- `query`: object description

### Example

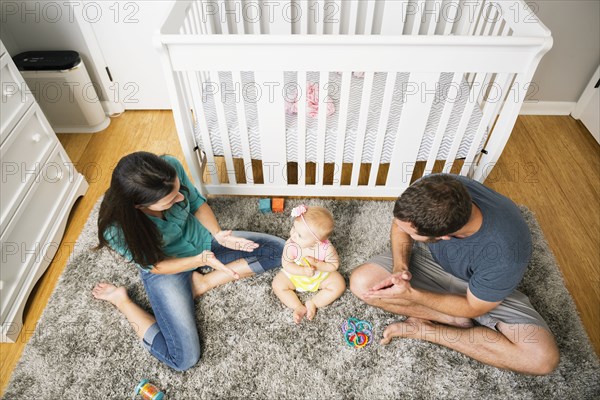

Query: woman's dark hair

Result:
[393,174,472,237]
[96,152,180,267]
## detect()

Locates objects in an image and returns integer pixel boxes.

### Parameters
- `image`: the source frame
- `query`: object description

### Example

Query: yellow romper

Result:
[283,241,330,292]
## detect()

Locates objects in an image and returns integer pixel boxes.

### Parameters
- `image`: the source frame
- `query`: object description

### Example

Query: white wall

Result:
[530,0,600,103]
[0,1,123,114]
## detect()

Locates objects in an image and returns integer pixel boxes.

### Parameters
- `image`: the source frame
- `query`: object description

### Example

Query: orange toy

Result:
[272,198,285,213]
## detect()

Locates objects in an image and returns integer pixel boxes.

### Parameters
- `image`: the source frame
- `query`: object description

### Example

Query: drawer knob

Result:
[32,133,41,143]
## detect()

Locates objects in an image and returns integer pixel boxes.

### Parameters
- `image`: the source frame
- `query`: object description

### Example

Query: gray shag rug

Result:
[4,198,600,400]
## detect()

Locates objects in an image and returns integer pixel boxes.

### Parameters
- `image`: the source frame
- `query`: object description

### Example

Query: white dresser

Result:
[0,40,89,342]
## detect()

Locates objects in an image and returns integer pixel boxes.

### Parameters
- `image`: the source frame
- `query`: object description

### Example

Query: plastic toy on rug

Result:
[259,198,271,213]
[134,379,165,400]
[272,197,285,213]
[341,317,373,348]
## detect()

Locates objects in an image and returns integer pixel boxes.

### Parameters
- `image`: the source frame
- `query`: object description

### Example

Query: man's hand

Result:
[214,230,260,252]
[363,271,412,300]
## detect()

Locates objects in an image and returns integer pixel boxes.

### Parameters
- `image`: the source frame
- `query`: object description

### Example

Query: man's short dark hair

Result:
[393,174,472,237]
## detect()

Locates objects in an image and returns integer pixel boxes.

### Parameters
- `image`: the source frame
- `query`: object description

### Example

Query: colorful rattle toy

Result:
[134,379,165,400]
[340,317,373,348]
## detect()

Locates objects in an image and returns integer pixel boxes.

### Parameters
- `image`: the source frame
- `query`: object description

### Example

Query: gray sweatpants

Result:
[367,243,550,331]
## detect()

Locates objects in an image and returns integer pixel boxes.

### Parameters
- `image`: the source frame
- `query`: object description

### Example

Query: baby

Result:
[272,205,346,323]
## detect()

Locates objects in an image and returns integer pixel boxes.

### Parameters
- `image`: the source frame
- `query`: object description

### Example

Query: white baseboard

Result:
[519,101,576,115]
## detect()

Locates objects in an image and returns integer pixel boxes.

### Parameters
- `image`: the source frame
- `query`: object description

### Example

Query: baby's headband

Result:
[291,205,321,242]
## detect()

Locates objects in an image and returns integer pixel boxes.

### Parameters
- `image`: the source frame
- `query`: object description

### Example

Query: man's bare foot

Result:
[92,283,130,309]
[192,271,212,299]
[380,317,435,345]
[293,305,307,324]
[305,300,317,321]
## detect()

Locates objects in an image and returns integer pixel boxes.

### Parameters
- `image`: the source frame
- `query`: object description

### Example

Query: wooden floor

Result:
[1,111,598,394]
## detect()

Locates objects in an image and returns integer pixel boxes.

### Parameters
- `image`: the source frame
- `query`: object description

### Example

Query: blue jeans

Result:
[139,231,284,371]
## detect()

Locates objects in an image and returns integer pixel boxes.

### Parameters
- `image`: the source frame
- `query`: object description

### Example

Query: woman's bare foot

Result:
[192,271,212,299]
[305,300,317,321]
[293,305,307,324]
[380,317,435,345]
[92,283,130,309]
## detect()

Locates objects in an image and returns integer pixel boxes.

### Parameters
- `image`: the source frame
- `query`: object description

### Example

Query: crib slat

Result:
[485,6,499,36]
[442,0,459,35]
[345,0,359,34]
[473,73,526,181]
[469,0,485,36]
[460,72,510,176]
[232,71,254,184]
[426,0,442,35]
[297,0,309,34]
[201,0,217,34]
[230,0,246,34]
[255,71,288,187]
[314,71,330,186]
[491,10,504,37]
[313,0,325,34]
[363,0,376,35]
[211,71,237,184]
[188,71,220,184]
[411,0,425,35]
[297,71,307,186]
[387,72,439,188]
[191,1,206,35]
[379,0,408,35]
[487,73,514,131]
[333,72,352,186]
[444,73,487,172]
[424,72,464,176]
[187,2,199,34]
[478,2,494,37]
[368,72,397,187]
[175,71,206,192]
[243,0,261,34]
[221,0,233,34]
[328,0,342,34]
[350,72,375,187]
[265,0,291,34]
[182,11,191,34]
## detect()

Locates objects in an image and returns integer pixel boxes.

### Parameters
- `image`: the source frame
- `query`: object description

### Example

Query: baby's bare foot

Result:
[305,300,317,321]
[92,283,129,309]
[293,305,307,324]
[192,271,211,299]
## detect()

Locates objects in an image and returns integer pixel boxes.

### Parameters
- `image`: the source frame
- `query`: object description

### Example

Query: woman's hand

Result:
[214,230,259,252]
[197,250,240,280]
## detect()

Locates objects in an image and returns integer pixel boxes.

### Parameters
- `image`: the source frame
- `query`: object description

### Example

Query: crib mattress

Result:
[195,71,487,164]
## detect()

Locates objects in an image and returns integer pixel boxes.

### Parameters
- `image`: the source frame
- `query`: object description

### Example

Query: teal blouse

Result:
[103,155,211,270]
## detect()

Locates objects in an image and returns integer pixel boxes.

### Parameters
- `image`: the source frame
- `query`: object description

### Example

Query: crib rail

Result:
[158,0,552,197]
[162,0,550,39]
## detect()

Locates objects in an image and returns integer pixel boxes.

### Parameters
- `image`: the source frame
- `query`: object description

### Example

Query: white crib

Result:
[157,0,552,197]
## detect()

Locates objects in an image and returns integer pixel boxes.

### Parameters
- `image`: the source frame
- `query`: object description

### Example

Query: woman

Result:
[92,152,285,371]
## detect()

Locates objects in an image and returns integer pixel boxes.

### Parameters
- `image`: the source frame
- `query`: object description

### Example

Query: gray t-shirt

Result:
[426,175,532,302]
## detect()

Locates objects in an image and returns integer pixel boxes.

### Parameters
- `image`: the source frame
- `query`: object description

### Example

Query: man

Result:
[349,174,559,375]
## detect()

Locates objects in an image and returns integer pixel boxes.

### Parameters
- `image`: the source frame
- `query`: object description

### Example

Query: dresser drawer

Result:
[1,52,34,144]
[0,146,73,322]
[0,104,57,235]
